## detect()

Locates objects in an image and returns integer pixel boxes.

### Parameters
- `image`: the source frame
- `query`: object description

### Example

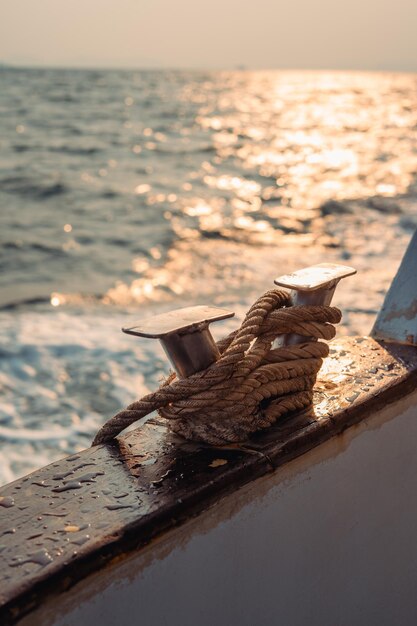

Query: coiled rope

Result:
[92,290,341,446]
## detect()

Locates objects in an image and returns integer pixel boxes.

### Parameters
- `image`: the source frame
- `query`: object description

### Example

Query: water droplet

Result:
[53,462,97,481]
[345,392,360,403]
[30,550,54,566]
[26,533,43,540]
[382,363,395,371]
[32,480,49,488]
[42,510,68,517]
[73,471,104,483]
[105,504,134,511]
[53,481,83,493]
[0,496,15,508]
[52,470,74,481]
[10,549,53,568]
[140,457,157,466]
[72,535,90,546]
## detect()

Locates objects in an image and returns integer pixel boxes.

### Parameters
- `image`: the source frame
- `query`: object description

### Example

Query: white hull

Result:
[23,387,417,626]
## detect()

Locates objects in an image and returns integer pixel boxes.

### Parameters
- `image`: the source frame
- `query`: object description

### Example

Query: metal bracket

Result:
[123,305,235,378]
[274,263,356,345]
[372,229,417,345]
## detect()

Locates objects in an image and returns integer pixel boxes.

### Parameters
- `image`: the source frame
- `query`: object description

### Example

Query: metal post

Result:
[122,305,235,378]
[274,263,356,346]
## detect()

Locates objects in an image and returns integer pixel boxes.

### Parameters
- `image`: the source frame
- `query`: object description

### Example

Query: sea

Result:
[1,67,416,485]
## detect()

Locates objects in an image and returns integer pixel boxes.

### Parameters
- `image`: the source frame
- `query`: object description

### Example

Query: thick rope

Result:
[92,290,341,446]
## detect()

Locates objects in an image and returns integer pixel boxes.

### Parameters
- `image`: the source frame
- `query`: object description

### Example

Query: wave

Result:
[0,176,67,199]
[46,94,77,103]
[319,196,408,217]
[101,189,119,199]
[0,290,110,311]
[12,144,101,156]
[0,296,51,311]
[12,144,31,153]
[48,145,102,156]
[2,241,65,255]
[153,144,216,155]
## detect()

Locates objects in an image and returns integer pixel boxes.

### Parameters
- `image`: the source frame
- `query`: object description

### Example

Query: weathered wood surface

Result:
[1,336,417,625]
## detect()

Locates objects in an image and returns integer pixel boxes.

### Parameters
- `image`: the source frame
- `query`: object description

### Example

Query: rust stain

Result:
[384,298,417,322]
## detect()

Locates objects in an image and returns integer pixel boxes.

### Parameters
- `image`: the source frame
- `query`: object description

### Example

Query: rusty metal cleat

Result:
[123,305,235,378]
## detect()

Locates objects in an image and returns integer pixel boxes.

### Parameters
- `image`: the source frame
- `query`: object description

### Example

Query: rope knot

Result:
[92,290,341,446]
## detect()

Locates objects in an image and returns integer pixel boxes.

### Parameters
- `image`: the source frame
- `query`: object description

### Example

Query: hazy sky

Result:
[1,0,416,71]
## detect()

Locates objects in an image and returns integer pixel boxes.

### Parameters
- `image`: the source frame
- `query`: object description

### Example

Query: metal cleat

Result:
[122,305,235,378]
[274,263,356,345]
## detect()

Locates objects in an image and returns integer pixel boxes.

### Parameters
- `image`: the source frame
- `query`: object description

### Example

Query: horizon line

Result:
[2,61,417,75]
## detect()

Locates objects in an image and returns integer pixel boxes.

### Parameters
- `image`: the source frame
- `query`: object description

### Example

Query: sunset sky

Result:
[1,0,416,71]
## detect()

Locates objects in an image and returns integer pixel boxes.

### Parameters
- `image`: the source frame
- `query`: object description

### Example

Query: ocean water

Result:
[1,67,416,485]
